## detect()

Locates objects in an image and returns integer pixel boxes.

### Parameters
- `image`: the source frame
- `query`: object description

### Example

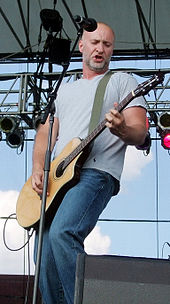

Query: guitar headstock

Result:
[134,72,164,97]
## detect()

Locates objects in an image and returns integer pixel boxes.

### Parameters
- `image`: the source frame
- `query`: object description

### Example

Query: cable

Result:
[161,241,170,259]
[3,213,34,251]
[3,213,34,303]
[23,234,31,304]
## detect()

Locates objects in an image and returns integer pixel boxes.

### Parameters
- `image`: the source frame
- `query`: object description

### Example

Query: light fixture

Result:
[40,9,63,33]
[6,128,25,149]
[0,116,20,133]
[160,130,170,150]
[158,112,170,130]
[158,112,170,150]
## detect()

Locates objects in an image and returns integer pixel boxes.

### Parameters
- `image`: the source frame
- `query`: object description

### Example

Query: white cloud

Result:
[0,190,35,274]
[121,146,153,181]
[84,226,111,254]
[0,190,19,216]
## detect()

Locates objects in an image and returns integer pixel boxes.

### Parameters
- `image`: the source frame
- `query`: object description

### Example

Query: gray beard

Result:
[85,58,110,72]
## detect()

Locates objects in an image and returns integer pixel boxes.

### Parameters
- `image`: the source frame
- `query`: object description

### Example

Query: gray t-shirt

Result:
[54,72,146,181]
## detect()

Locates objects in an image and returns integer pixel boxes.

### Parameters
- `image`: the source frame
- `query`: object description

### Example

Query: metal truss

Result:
[0,69,170,136]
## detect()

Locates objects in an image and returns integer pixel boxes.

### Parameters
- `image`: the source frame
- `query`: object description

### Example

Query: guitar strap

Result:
[87,70,120,196]
[88,70,113,134]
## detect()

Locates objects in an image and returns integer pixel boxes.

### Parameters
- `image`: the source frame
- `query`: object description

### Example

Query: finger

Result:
[32,174,43,194]
[32,181,43,195]
[113,102,119,110]
[33,177,50,197]
[109,108,120,118]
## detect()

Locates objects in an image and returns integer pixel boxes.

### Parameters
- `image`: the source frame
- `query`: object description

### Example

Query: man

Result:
[32,23,147,304]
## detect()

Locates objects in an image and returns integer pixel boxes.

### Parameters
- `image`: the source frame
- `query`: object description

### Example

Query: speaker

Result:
[74,254,170,304]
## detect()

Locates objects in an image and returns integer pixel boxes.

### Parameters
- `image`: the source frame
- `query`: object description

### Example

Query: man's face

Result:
[79,23,114,73]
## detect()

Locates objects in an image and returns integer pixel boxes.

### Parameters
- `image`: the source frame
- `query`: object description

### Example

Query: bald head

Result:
[79,22,115,77]
[81,22,115,46]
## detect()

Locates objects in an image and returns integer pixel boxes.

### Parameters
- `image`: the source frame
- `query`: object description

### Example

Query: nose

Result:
[96,42,104,53]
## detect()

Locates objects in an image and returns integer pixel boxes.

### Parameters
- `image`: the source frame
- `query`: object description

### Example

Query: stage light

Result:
[39,9,70,65]
[161,130,170,150]
[0,116,20,133]
[157,112,170,150]
[6,128,25,149]
[158,112,170,130]
[40,9,63,33]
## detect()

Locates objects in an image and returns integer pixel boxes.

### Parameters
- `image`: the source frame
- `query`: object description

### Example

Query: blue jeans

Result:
[34,168,119,304]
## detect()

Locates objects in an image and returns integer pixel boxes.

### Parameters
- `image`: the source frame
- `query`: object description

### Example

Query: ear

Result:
[79,39,83,54]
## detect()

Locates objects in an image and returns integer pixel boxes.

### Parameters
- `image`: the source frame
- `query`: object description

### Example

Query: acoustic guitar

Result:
[16,73,164,229]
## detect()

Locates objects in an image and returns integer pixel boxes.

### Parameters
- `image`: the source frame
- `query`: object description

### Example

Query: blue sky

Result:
[0,59,170,275]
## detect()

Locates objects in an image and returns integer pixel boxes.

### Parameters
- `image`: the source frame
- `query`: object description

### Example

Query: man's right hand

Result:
[32,169,45,196]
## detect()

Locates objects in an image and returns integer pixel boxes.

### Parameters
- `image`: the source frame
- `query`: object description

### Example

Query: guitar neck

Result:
[117,91,135,113]
[63,91,135,169]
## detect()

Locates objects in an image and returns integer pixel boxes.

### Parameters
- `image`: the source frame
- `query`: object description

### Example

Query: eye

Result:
[91,40,98,45]
[104,42,112,47]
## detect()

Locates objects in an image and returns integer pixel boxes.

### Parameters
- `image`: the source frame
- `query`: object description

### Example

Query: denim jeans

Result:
[34,168,118,304]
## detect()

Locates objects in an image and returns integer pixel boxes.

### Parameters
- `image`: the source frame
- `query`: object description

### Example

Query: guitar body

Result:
[16,137,85,229]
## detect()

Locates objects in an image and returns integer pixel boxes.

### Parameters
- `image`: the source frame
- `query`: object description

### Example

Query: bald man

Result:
[32,23,147,304]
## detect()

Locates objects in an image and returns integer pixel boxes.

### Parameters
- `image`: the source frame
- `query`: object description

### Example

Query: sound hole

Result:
[55,160,65,178]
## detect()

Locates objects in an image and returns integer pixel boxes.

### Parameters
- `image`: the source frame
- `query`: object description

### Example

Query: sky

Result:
[0,58,170,276]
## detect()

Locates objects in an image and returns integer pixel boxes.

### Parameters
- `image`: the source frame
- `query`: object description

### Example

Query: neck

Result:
[82,65,109,80]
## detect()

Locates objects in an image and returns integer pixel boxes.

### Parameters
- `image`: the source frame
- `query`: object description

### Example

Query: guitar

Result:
[16,73,164,229]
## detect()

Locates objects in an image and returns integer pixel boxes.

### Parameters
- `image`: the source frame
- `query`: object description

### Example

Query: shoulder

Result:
[110,71,137,82]
[109,71,139,91]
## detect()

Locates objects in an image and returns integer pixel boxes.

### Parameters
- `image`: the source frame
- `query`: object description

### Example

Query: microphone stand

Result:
[32,29,82,304]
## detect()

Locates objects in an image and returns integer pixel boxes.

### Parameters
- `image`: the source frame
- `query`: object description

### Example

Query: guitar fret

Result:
[118,92,133,112]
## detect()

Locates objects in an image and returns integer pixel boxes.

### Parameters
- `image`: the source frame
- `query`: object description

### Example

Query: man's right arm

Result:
[31,116,59,195]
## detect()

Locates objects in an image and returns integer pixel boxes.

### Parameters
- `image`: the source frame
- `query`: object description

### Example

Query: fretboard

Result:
[63,90,135,169]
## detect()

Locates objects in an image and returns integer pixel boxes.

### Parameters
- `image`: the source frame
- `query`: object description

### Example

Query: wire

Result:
[3,213,34,252]
[161,241,170,259]
[23,234,32,304]
[3,213,35,303]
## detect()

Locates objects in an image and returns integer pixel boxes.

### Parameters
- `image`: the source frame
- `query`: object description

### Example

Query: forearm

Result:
[31,117,58,195]
[32,131,47,173]
[117,123,147,146]
[32,117,59,173]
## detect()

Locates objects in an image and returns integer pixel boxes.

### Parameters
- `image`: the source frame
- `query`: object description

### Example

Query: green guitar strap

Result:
[88,70,113,134]
[87,70,120,196]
